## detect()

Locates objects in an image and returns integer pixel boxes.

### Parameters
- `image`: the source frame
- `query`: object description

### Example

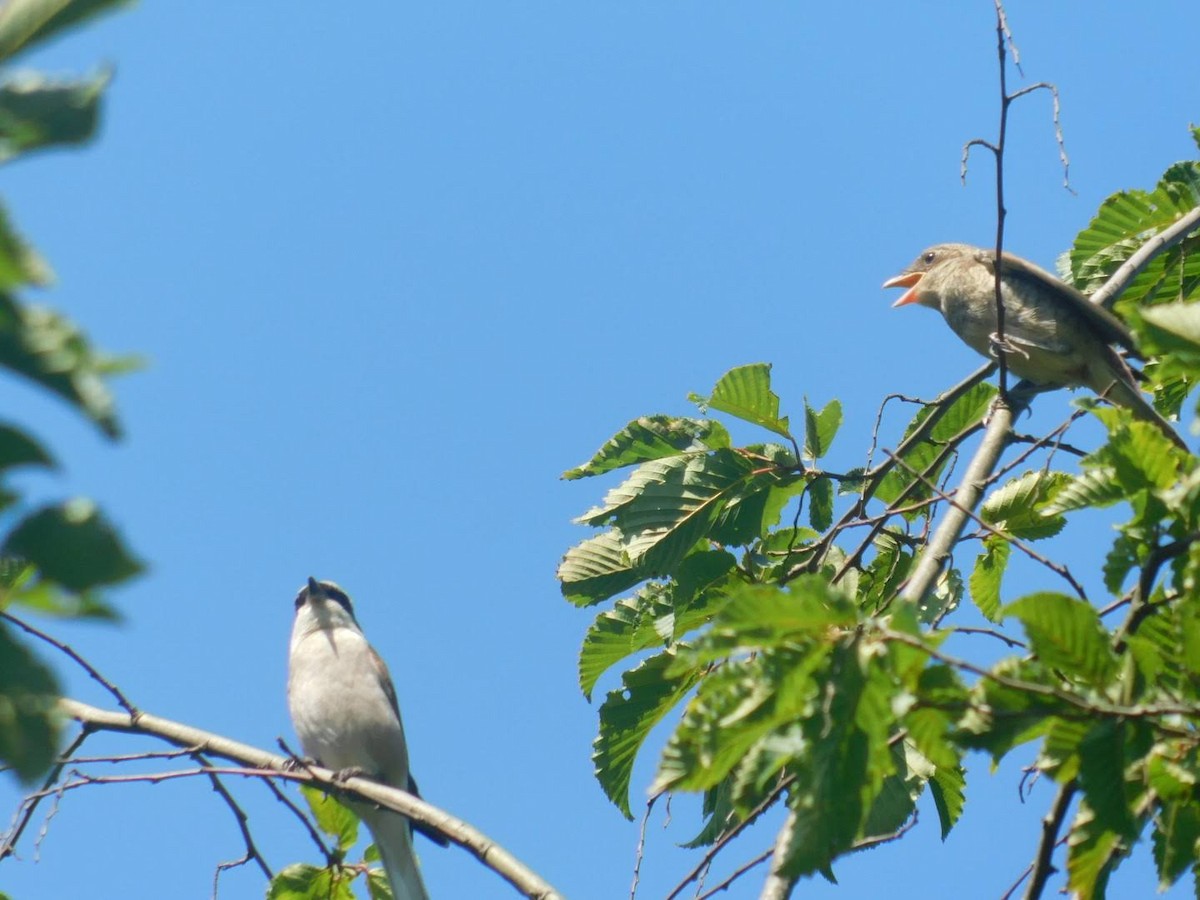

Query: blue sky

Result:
[1,2,1198,898]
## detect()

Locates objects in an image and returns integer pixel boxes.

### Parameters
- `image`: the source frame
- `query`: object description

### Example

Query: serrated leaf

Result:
[0,69,110,164]
[300,785,359,851]
[0,620,59,781]
[594,652,700,818]
[969,535,1009,623]
[563,415,730,480]
[366,867,394,900]
[807,475,832,531]
[691,363,791,439]
[980,470,1069,540]
[1004,592,1118,685]
[1066,810,1121,900]
[1042,467,1123,514]
[4,498,143,592]
[928,762,965,840]
[557,530,644,607]
[577,554,734,698]
[804,398,841,460]
[929,382,997,441]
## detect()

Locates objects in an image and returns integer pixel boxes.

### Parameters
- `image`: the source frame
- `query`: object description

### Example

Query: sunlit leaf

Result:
[562,415,730,480]
[1004,593,1117,686]
[804,398,841,460]
[0,0,133,63]
[689,363,791,439]
[968,535,1009,622]
[300,785,359,852]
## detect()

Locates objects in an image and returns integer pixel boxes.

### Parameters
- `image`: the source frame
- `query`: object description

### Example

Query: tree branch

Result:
[51,698,564,900]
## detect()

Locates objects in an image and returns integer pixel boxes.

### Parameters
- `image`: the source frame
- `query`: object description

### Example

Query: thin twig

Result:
[1022,781,1076,900]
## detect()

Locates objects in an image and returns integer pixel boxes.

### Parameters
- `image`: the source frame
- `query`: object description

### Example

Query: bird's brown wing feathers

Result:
[977,250,1141,356]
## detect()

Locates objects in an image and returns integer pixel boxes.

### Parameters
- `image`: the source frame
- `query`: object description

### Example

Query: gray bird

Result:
[288,577,445,899]
[883,243,1185,448]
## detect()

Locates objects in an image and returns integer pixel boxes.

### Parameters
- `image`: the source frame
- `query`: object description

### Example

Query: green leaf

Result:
[366,867,394,900]
[690,363,791,439]
[0,620,59,781]
[300,785,359,852]
[577,553,734,698]
[807,476,832,531]
[1042,466,1123,514]
[1141,302,1200,362]
[557,530,645,607]
[1153,799,1200,891]
[4,498,143,592]
[980,471,1069,540]
[968,535,1009,622]
[0,0,134,64]
[0,423,53,472]
[928,762,966,840]
[1077,720,1137,840]
[562,415,730,480]
[804,398,841,460]
[1066,810,1122,900]
[0,69,110,164]
[1004,593,1118,686]
[929,383,997,441]
[0,204,51,290]
[0,293,126,437]
[266,864,356,900]
[593,651,700,818]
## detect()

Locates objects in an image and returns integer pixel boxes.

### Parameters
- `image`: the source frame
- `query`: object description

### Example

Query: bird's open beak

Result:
[883,271,923,307]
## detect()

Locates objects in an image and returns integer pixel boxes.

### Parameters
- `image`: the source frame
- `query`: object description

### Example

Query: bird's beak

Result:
[306,576,320,595]
[883,271,924,308]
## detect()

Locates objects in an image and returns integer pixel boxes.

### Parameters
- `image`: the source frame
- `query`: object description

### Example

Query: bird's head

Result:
[293,577,359,630]
[883,243,980,308]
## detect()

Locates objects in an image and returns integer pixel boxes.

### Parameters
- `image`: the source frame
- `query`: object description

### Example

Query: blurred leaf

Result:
[1152,799,1200,891]
[0,0,133,64]
[929,382,996,441]
[300,784,359,852]
[4,498,143,592]
[4,576,119,619]
[0,69,109,164]
[689,363,791,439]
[365,868,394,900]
[0,204,51,290]
[0,423,53,472]
[594,651,699,818]
[807,475,832,531]
[0,620,59,781]
[804,398,841,460]
[563,415,729,480]
[1077,721,1136,840]
[0,293,126,437]
[1066,811,1121,900]
[969,535,1009,622]
[266,864,356,900]
[1005,593,1117,686]
[1042,467,1123,514]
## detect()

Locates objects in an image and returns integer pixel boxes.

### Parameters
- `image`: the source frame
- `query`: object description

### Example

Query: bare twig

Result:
[1,612,136,714]
[1022,781,1076,900]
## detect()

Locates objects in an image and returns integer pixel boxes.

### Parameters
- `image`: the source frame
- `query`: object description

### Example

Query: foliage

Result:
[0,0,140,783]
[560,136,1200,896]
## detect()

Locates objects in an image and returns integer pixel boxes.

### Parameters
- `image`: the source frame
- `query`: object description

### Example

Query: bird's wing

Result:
[369,644,449,847]
[978,250,1141,356]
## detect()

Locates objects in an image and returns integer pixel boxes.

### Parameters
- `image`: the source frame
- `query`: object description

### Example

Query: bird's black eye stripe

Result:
[293,592,305,610]
[323,585,354,612]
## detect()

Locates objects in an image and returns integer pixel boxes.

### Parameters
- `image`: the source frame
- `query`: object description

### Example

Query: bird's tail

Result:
[362,807,430,900]
[1091,366,1188,451]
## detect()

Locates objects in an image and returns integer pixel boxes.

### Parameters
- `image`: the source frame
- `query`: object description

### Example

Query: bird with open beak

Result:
[883,242,1186,449]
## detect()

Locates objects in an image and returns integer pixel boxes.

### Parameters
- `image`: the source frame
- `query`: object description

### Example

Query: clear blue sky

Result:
[1,2,1198,898]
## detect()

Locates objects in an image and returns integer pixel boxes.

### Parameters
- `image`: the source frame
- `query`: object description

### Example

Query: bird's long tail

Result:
[1091,365,1188,451]
[362,807,430,900]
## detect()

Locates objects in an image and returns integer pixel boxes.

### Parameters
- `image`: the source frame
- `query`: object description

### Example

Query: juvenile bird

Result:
[288,577,447,900]
[883,242,1185,449]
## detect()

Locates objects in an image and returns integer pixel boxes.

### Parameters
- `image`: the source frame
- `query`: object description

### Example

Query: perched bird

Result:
[883,242,1185,448]
[288,577,446,900]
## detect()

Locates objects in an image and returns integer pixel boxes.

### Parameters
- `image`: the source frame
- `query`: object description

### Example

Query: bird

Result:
[883,242,1186,449]
[288,577,447,899]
